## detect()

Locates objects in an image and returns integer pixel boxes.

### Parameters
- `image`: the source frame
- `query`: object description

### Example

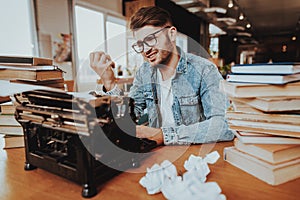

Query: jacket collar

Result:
[176,46,188,74]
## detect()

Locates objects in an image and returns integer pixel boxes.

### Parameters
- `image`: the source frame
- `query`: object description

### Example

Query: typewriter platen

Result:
[13,89,157,198]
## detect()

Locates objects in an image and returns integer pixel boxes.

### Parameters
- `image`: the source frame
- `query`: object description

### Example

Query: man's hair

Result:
[130,6,173,30]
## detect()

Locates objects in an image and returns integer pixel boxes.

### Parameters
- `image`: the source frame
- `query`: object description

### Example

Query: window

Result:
[0,0,37,56]
[209,37,219,58]
[106,16,126,71]
[74,5,127,91]
[75,5,105,85]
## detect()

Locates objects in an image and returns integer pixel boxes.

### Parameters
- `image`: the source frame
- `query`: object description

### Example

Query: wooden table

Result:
[0,137,298,200]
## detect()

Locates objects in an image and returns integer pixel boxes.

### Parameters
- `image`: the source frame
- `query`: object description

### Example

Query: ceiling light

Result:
[236,32,252,37]
[216,17,237,25]
[246,23,251,28]
[187,7,202,13]
[187,6,227,14]
[173,0,194,5]
[292,36,297,41]
[203,7,227,14]
[228,0,233,8]
[233,37,237,42]
[227,25,245,31]
[239,13,244,20]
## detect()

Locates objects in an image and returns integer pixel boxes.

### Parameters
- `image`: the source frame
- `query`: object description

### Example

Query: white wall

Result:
[35,0,123,82]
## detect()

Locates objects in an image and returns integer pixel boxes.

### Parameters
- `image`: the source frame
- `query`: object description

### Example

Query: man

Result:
[90,6,233,145]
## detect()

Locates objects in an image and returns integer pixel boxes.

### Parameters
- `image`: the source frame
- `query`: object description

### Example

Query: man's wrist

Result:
[150,129,164,145]
[103,80,116,91]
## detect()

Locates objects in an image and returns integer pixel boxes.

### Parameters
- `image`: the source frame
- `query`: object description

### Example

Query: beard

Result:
[144,35,174,68]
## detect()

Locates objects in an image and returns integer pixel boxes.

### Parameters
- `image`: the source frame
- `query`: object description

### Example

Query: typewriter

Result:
[13,89,157,198]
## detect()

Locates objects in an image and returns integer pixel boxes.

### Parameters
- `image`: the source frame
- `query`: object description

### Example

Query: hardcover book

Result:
[0,126,23,135]
[229,119,300,138]
[0,102,15,114]
[233,131,300,144]
[231,63,300,75]
[221,80,300,98]
[3,135,24,149]
[226,73,300,84]
[231,97,300,112]
[0,56,53,66]
[10,78,65,89]
[234,138,300,164]
[226,111,300,125]
[224,146,300,185]
[0,114,21,126]
[0,66,63,81]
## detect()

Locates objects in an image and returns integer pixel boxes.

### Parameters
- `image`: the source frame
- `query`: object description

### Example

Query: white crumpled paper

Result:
[183,150,220,182]
[139,160,177,194]
[139,151,225,200]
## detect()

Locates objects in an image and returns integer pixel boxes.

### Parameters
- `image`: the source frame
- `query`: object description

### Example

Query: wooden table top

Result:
[0,137,298,200]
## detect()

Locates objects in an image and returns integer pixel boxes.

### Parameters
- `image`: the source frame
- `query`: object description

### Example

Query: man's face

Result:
[133,25,174,67]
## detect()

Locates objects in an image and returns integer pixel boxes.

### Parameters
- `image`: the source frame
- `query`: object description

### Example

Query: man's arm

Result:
[161,66,234,145]
[90,51,117,91]
[128,65,148,118]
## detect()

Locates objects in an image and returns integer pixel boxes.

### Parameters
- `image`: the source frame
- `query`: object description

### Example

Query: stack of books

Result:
[226,62,300,84]
[0,56,65,90]
[0,102,24,149]
[0,56,65,148]
[222,62,300,185]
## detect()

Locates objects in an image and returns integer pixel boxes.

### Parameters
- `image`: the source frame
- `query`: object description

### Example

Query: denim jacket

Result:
[100,48,234,145]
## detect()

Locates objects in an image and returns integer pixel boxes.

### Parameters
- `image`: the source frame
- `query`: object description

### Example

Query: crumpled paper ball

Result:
[139,160,178,194]
[139,151,225,200]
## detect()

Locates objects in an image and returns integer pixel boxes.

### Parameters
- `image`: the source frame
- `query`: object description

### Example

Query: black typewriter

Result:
[13,89,157,198]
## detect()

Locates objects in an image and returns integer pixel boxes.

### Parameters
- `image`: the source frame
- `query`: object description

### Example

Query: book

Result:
[221,80,300,98]
[229,120,300,138]
[0,96,11,104]
[0,102,15,114]
[230,99,263,113]
[0,66,63,81]
[231,63,300,75]
[0,56,53,66]
[3,135,24,149]
[0,65,58,71]
[234,138,300,164]
[224,146,300,185]
[10,78,65,89]
[0,114,20,126]
[226,73,300,84]
[0,126,23,135]
[231,97,300,112]
[226,111,300,125]
[233,131,300,144]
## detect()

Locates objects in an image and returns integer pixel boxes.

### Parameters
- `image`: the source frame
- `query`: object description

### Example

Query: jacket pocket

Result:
[178,94,199,105]
[177,94,201,125]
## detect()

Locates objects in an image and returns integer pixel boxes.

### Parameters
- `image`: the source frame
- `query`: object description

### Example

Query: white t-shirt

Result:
[157,69,176,127]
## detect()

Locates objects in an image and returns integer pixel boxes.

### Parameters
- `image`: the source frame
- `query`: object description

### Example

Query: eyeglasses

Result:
[132,26,171,53]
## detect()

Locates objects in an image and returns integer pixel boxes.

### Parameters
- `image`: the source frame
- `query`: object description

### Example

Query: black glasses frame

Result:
[132,26,171,53]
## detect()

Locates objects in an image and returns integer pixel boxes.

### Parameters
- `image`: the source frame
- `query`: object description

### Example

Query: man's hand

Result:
[136,125,164,145]
[90,51,116,91]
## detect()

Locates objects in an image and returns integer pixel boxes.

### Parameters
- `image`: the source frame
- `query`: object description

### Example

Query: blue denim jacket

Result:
[128,48,234,145]
[100,48,234,145]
